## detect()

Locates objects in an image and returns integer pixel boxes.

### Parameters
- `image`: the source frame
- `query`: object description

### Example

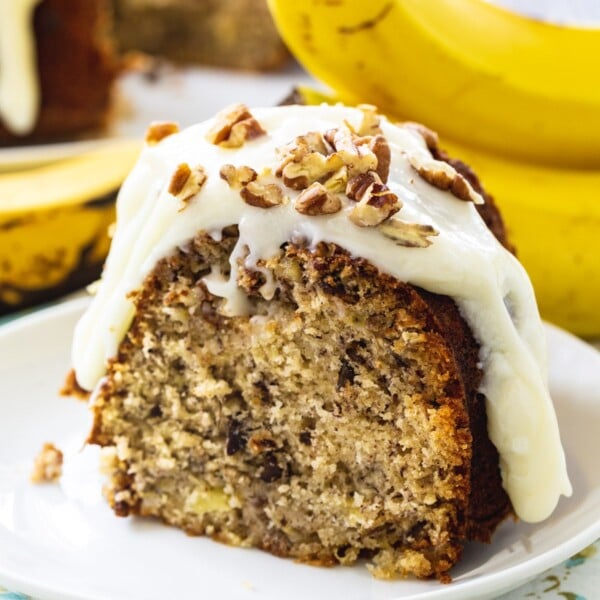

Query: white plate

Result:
[0,63,314,172]
[0,298,599,600]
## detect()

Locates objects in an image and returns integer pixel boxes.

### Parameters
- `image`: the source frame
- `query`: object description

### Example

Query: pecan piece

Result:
[330,128,378,176]
[220,164,258,189]
[240,181,285,208]
[168,163,207,209]
[347,171,401,227]
[295,182,342,215]
[281,152,344,190]
[145,121,179,145]
[404,122,439,152]
[357,104,382,136]
[346,171,380,202]
[408,152,484,204]
[379,218,439,248]
[323,165,348,193]
[368,134,391,183]
[205,103,266,148]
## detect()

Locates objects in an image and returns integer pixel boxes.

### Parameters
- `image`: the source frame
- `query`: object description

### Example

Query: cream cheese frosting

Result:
[72,104,571,523]
[0,0,42,134]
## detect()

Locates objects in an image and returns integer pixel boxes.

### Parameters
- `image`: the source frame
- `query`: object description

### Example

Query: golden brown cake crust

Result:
[0,0,117,144]
[87,225,512,582]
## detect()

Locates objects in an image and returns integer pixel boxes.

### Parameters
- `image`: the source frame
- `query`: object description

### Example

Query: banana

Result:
[0,140,141,314]
[268,0,600,168]
[444,140,600,337]
[284,87,600,336]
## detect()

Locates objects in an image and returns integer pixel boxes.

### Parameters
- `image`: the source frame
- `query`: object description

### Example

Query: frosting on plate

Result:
[72,104,571,523]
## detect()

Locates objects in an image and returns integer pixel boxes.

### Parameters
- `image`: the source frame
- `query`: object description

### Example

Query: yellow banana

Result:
[0,140,141,314]
[268,0,600,168]
[284,87,600,336]
[444,140,600,337]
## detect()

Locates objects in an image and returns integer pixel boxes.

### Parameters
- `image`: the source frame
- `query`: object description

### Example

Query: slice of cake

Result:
[69,104,571,581]
[0,0,116,143]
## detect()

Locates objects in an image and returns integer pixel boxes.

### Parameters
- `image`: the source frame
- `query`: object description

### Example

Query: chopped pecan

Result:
[275,131,326,174]
[329,128,378,176]
[449,173,480,203]
[168,163,207,209]
[323,128,337,148]
[301,130,330,155]
[281,152,344,190]
[379,218,439,247]
[323,165,348,193]
[220,164,258,189]
[349,193,401,227]
[357,104,382,136]
[347,171,401,227]
[404,122,439,151]
[205,103,266,148]
[277,122,390,192]
[295,182,342,215]
[240,181,285,208]
[275,130,340,190]
[368,134,391,182]
[408,152,484,204]
[346,171,380,202]
[145,121,179,145]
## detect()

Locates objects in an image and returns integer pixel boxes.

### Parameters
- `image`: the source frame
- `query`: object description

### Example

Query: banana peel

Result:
[446,141,600,337]
[267,0,600,335]
[268,0,600,168]
[0,140,141,314]
[287,86,600,336]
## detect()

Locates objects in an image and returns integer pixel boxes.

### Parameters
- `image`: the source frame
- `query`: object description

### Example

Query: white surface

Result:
[487,0,600,25]
[0,298,599,600]
[0,63,314,171]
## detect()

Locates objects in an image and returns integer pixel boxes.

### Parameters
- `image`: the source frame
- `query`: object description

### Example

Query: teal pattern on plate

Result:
[0,590,30,600]
[497,543,598,599]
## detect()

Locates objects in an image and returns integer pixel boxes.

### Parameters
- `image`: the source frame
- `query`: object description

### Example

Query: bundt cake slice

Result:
[70,104,571,581]
[0,0,116,143]
[90,234,509,581]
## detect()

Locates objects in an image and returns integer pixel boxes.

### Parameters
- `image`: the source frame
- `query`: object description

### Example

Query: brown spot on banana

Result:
[338,3,393,34]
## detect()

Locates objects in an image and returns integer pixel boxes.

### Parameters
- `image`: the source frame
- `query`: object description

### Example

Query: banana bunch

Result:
[0,141,141,315]
[268,1,600,336]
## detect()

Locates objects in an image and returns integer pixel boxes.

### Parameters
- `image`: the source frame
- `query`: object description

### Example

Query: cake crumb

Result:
[31,443,63,483]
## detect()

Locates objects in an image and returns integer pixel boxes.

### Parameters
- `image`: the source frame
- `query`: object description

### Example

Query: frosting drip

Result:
[72,104,571,523]
[0,0,42,134]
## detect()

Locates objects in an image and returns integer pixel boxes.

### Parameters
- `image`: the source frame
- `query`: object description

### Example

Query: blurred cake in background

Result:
[112,0,289,71]
[0,0,117,144]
